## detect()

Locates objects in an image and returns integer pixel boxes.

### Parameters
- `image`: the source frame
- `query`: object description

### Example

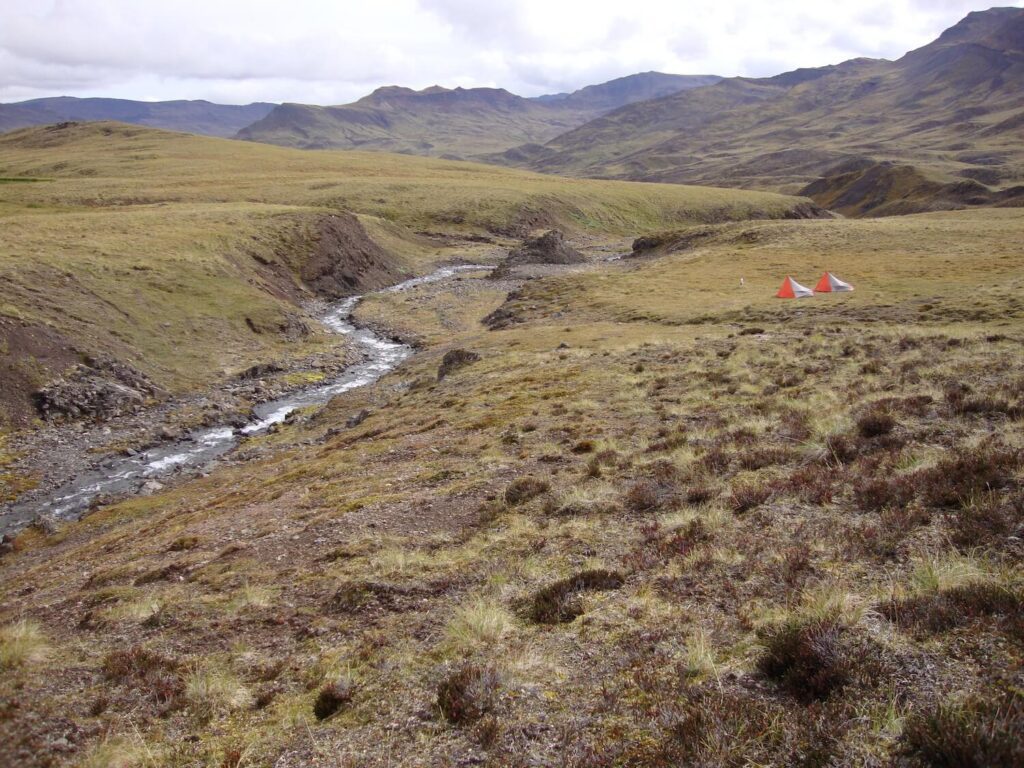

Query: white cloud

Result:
[0,0,1019,104]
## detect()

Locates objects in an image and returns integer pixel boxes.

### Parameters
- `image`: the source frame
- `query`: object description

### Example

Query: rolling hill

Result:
[0,97,276,138]
[496,7,1024,217]
[0,120,811,427]
[235,73,720,158]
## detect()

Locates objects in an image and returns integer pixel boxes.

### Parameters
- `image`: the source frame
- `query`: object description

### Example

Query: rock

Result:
[34,353,162,422]
[28,514,58,535]
[346,409,371,428]
[139,480,164,496]
[238,363,284,380]
[438,349,481,381]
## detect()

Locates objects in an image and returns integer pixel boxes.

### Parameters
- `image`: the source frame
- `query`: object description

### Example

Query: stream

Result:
[0,265,488,534]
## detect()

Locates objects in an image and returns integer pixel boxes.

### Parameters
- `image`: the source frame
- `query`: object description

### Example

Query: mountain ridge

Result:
[493,6,1024,217]
[0,97,276,138]
[235,72,722,157]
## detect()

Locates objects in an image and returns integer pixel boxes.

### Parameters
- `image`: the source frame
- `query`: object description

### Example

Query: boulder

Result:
[438,349,481,381]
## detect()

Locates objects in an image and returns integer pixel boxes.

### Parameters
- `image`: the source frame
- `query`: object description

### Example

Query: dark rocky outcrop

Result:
[300,213,411,298]
[490,230,585,278]
[33,354,164,422]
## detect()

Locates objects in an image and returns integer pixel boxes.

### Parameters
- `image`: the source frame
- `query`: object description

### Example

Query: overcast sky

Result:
[1,1,1020,105]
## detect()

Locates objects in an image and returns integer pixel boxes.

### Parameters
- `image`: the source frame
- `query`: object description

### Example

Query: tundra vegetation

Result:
[0,123,1022,766]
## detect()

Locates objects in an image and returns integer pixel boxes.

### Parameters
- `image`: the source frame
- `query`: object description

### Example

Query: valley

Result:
[1,6,1022,768]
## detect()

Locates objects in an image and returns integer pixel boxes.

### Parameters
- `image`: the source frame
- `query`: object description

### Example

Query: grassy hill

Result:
[497,7,1024,216]
[0,121,811,426]
[236,74,721,158]
[0,97,276,138]
[2,205,1022,766]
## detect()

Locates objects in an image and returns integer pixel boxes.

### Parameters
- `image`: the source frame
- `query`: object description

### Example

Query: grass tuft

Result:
[0,619,48,668]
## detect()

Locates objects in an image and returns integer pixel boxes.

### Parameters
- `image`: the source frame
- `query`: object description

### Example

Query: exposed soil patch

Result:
[300,212,412,298]
[0,318,80,427]
[490,230,585,278]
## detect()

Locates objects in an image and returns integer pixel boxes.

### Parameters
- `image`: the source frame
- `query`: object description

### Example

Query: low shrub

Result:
[950,494,1022,550]
[915,445,1020,509]
[737,446,795,471]
[504,477,550,506]
[728,482,772,514]
[899,688,1024,767]
[102,644,183,710]
[787,465,839,505]
[883,582,1023,634]
[756,619,850,702]
[853,475,916,512]
[624,480,661,513]
[436,663,501,725]
[857,410,897,439]
[313,678,354,720]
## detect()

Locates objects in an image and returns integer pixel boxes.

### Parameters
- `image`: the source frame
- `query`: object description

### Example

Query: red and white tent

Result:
[776,276,815,299]
[815,272,854,293]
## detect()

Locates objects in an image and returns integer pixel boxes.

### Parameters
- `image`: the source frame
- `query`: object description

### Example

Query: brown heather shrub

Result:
[527,569,625,624]
[756,619,851,702]
[882,583,1023,634]
[738,446,795,471]
[781,544,814,587]
[915,445,1021,509]
[102,645,183,711]
[503,477,550,506]
[822,433,858,465]
[856,409,897,439]
[696,446,731,474]
[853,474,917,512]
[728,482,772,514]
[624,480,661,513]
[787,465,839,505]
[436,663,501,725]
[651,686,842,767]
[684,483,716,506]
[950,495,1023,550]
[313,678,354,720]
[899,688,1024,767]
[626,520,710,570]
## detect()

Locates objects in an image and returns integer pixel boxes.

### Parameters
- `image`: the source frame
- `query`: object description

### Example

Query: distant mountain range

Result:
[0,97,276,138]
[1,7,1021,217]
[235,73,722,157]
[0,73,720,155]
[494,7,1024,216]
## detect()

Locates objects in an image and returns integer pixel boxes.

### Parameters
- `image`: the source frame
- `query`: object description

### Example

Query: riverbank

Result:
[0,264,493,535]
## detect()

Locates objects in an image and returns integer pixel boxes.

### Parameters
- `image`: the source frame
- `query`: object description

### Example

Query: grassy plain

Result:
[1,203,1022,765]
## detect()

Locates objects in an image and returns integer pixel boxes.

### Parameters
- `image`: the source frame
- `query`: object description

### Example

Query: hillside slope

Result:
[236,74,720,158]
[0,97,276,138]
[499,7,1024,216]
[2,205,1022,766]
[0,121,813,427]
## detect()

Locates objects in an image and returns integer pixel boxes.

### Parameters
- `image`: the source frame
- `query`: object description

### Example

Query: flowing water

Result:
[0,265,488,533]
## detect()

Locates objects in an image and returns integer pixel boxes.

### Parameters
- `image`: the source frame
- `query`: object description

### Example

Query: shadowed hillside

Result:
[496,7,1024,217]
